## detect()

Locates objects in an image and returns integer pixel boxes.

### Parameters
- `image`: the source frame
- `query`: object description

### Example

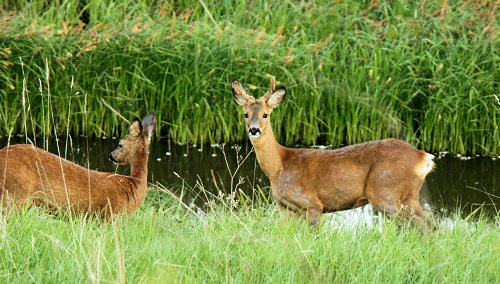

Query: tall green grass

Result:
[0,0,498,154]
[0,186,498,283]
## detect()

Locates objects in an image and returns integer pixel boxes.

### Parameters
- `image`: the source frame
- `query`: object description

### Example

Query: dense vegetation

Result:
[0,187,498,283]
[0,0,498,154]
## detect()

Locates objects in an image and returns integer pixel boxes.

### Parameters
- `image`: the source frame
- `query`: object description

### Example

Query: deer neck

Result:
[250,127,284,180]
[130,148,149,190]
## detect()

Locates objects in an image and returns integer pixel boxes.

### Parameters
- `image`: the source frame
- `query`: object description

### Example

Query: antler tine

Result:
[267,76,276,95]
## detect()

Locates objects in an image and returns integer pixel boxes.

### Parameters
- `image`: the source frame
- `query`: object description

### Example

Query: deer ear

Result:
[266,86,286,108]
[141,111,156,140]
[232,79,254,106]
[129,117,143,137]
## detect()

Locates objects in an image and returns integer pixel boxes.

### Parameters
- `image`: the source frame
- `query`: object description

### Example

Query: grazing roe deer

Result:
[232,78,435,229]
[0,111,156,217]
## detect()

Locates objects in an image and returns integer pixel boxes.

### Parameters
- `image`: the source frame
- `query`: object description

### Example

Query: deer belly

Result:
[319,185,366,212]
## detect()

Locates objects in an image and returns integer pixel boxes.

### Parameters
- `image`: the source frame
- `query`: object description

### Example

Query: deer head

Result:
[232,77,286,139]
[109,111,156,165]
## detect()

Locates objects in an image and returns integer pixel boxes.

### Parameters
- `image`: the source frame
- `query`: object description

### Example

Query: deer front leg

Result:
[277,187,324,226]
[275,201,299,221]
[301,205,322,226]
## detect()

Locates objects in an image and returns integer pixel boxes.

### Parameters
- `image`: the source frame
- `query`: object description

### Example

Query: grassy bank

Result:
[0,0,498,154]
[0,187,498,283]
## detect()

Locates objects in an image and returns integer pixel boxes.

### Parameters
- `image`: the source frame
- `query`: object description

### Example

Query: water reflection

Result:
[1,136,498,217]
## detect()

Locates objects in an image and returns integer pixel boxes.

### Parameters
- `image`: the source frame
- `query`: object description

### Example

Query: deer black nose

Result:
[249,127,261,135]
[109,154,117,163]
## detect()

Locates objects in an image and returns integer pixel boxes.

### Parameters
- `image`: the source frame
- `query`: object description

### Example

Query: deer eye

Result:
[263,113,268,118]
[118,144,123,148]
[244,113,249,119]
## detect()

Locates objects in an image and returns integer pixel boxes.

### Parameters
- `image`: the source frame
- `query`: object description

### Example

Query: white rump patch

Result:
[414,153,435,178]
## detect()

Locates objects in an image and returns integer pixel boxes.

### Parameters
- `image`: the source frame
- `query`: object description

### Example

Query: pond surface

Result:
[1,136,498,218]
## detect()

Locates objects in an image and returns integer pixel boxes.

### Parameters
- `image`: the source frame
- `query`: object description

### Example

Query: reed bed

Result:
[0,0,498,154]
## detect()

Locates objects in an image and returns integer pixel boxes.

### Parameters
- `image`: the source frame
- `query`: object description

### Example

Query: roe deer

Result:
[0,111,156,217]
[232,78,435,229]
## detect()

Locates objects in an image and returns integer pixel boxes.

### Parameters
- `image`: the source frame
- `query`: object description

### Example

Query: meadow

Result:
[0,0,498,154]
[0,187,498,283]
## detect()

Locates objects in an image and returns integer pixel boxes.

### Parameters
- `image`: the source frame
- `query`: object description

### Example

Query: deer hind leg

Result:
[366,191,402,219]
[401,179,433,231]
[365,170,404,220]
[401,198,432,231]
[368,195,420,230]
[367,179,431,230]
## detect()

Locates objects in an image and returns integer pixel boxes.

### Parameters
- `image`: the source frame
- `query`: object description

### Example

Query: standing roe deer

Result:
[232,78,435,229]
[0,111,156,217]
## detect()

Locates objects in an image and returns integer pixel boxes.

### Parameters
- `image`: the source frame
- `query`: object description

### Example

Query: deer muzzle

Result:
[248,127,261,138]
[109,153,118,163]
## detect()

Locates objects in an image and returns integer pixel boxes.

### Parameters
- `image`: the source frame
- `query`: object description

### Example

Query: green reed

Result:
[0,0,498,154]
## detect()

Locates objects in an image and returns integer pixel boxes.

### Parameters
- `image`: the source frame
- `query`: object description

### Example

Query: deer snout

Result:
[249,127,261,137]
[109,153,118,163]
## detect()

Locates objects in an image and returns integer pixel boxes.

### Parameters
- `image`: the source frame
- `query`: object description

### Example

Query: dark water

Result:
[1,136,498,217]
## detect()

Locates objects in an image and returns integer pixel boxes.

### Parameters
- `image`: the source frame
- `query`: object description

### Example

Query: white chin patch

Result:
[249,133,261,139]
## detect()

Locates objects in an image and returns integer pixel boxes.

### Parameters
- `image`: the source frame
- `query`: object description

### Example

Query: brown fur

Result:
[232,79,435,229]
[0,112,156,217]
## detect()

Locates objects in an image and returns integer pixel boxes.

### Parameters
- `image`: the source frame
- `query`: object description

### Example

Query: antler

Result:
[232,79,256,106]
[267,76,276,95]
[262,75,278,103]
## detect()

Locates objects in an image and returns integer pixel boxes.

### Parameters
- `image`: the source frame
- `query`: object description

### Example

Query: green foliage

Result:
[0,0,498,154]
[0,187,498,283]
